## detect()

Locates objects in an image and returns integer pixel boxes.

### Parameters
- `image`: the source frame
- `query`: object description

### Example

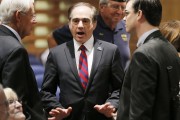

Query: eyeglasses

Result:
[71,18,92,25]
[7,99,22,105]
[108,4,126,11]
[20,11,36,20]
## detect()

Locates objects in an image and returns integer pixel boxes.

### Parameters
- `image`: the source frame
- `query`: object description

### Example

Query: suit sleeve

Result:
[40,51,63,113]
[106,47,124,109]
[129,52,158,120]
[2,47,46,120]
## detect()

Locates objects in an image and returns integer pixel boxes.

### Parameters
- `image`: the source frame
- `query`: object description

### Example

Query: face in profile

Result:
[124,0,138,33]
[17,3,37,39]
[4,88,25,120]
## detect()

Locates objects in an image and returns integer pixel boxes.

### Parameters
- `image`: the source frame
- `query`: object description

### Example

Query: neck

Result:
[136,22,158,39]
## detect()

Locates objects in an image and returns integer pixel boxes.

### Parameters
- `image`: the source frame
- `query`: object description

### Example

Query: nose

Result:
[31,16,37,24]
[32,19,37,24]
[14,101,22,108]
[77,20,84,28]
[123,16,126,21]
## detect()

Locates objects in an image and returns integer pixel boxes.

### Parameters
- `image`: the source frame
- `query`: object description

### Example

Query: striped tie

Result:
[79,45,88,89]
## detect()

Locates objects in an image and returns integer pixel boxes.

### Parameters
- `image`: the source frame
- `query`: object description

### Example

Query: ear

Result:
[14,10,21,22]
[92,21,97,30]
[137,10,143,21]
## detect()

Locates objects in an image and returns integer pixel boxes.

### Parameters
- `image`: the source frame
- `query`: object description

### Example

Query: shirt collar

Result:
[74,35,94,52]
[137,28,159,48]
[2,24,22,43]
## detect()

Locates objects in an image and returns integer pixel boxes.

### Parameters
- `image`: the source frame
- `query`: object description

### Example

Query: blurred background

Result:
[23,0,180,57]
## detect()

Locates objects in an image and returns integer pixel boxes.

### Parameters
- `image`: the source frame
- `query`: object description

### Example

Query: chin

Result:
[11,112,26,120]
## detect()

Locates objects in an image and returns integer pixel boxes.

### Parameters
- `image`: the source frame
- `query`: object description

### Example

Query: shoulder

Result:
[95,39,118,51]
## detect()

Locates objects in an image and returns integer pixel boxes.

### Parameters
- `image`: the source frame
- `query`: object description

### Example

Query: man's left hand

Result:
[94,102,116,118]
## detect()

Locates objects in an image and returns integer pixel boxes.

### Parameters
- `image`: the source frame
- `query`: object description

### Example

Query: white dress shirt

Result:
[74,35,94,77]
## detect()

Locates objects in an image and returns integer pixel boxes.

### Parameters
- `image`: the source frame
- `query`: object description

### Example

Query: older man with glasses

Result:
[0,0,46,119]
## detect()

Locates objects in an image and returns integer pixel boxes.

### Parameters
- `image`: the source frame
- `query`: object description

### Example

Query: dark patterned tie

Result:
[79,45,88,89]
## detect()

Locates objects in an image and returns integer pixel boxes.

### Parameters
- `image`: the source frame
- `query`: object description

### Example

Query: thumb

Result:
[94,104,101,110]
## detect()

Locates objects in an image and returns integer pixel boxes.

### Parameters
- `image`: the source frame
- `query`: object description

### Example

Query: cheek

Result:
[9,107,15,114]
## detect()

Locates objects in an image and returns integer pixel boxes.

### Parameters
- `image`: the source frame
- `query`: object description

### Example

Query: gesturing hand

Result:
[94,102,116,118]
[48,107,72,120]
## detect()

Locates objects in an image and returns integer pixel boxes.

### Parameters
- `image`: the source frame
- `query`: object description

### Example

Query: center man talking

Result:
[40,2,124,120]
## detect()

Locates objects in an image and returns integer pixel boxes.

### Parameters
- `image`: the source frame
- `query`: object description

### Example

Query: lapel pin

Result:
[97,47,102,51]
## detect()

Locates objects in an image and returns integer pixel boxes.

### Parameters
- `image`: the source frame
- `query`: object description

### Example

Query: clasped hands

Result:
[48,102,116,120]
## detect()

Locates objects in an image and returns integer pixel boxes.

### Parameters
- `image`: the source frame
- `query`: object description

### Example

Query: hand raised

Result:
[94,102,115,118]
[48,107,72,120]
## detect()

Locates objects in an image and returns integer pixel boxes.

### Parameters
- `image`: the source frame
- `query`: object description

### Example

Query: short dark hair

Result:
[127,0,162,26]
[68,2,98,22]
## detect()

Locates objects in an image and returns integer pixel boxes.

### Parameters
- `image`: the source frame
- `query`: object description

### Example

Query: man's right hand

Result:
[48,107,72,120]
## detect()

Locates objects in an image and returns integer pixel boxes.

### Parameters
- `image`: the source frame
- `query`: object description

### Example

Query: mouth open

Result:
[77,32,85,35]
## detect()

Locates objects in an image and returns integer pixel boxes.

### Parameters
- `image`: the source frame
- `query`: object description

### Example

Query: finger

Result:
[94,105,103,111]
[66,107,72,115]
[48,117,56,120]
[50,109,60,114]
[67,107,72,111]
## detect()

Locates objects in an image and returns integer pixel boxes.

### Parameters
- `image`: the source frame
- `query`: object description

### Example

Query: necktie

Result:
[79,45,88,89]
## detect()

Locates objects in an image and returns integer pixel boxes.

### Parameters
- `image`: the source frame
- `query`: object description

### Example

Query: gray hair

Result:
[0,0,34,24]
[68,2,98,22]
[99,0,109,4]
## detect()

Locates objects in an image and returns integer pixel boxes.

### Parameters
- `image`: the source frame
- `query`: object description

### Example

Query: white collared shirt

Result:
[2,24,22,43]
[74,35,94,76]
[137,28,159,48]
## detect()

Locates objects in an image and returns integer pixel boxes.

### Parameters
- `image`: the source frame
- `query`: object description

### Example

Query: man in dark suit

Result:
[0,0,46,119]
[40,2,124,120]
[44,0,130,70]
[116,0,180,120]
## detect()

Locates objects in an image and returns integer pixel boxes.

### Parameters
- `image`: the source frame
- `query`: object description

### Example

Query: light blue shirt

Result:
[137,28,159,48]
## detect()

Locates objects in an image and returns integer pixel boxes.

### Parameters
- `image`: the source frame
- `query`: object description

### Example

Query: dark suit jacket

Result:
[40,39,124,120]
[116,30,180,120]
[0,25,46,120]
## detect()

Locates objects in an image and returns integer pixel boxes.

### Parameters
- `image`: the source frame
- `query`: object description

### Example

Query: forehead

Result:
[71,6,92,18]
[109,0,126,4]
[125,0,133,11]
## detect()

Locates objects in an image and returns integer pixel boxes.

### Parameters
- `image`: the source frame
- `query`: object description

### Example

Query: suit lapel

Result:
[85,40,103,93]
[64,41,85,91]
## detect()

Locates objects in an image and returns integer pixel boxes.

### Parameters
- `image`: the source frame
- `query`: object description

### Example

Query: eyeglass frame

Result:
[7,99,22,105]
[106,3,126,11]
[19,11,36,20]
[70,17,93,25]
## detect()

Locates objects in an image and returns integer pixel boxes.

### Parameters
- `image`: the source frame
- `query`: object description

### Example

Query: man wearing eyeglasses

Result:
[0,0,46,119]
[40,2,124,120]
[44,0,130,71]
